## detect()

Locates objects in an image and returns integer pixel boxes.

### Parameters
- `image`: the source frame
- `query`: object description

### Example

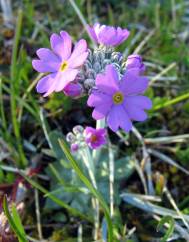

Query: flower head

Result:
[126,54,145,74]
[87,65,152,132]
[87,23,130,47]
[32,31,88,96]
[84,127,106,149]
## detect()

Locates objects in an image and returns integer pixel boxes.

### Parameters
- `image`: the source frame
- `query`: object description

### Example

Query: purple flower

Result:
[63,81,82,97]
[87,23,130,47]
[32,31,88,97]
[84,127,106,149]
[87,65,152,132]
[126,54,146,74]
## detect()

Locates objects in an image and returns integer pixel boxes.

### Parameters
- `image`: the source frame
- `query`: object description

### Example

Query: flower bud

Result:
[66,132,75,143]
[73,125,84,135]
[111,52,123,62]
[84,79,95,89]
[126,54,146,73]
[63,82,82,97]
[93,62,101,73]
[71,143,79,152]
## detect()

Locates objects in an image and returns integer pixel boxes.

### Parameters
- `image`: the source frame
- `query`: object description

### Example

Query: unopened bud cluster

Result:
[78,46,126,94]
[66,125,86,152]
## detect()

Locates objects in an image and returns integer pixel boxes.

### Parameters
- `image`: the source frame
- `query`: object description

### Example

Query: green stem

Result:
[92,119,105,161]
[81,148,99,240]
[108,140,114,217]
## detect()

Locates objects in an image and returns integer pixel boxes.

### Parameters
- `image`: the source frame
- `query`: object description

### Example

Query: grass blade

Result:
[68,0,96,47]
[10,9,27,167]
[121,193,189,222]
[11,203,28,242]
[153,92,189,111]
[157,216,175,242]
[3,196,28,242]
[0,78,8,139]
[148,148,189,176]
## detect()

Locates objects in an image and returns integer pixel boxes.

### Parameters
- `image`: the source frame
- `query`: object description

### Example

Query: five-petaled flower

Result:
[87,65,152,132]
[32,31,88,96]
[87,23,130,47]
[84,127,106,149]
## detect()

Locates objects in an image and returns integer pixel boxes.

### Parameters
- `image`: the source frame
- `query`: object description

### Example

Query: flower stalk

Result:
[80,148,100,240]
[108,140,114,217]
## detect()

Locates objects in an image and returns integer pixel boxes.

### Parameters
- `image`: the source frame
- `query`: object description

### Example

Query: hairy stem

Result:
[108,140,114,217]
[81,148,99,240]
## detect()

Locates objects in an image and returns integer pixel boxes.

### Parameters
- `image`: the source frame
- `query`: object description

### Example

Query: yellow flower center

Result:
[59,61,68,72]
[113,91,124,104]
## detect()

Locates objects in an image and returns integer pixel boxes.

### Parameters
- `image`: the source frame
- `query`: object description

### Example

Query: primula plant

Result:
[32,23,152,241]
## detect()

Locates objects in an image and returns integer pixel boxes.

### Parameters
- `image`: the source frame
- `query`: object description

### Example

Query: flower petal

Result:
[96,128,106,136]
[87,90,112,107]
[54,69,78,92]
[36,48,60,62]
[60,31,72,59]
[69,39,87,61]
[87,25,98,42]
[118,105,133,132]
[88,24,129,46]
[92,102,112,120]
[50,32,72,60]
[107,105,132,132]
[32,59,58,73]
[36,73,57,94]
[106,106,120,132]
[98,26,116,45]
[95,65,119,95]
[116,27,130,45]
[121,69,149,95]
[68,52,88,68]
[124,96,152,110]
[125,106,148,121]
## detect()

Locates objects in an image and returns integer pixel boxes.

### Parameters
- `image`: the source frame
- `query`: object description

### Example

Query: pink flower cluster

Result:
[67,126,107,152]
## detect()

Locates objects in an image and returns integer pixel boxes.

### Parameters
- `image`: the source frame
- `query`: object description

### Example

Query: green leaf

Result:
[20,172,91,222]
[58,139,114,242]
[3,196,28,242]
[157,216,175,242]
